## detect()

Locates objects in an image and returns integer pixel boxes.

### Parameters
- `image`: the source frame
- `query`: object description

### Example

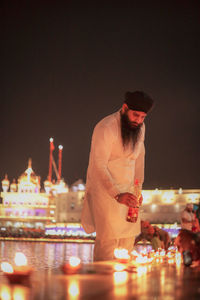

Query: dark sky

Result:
[1,0,200,189]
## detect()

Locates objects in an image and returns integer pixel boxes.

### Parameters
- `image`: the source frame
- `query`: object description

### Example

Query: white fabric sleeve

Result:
[89,123,121,198]
[134,142,145,189]
[134,125,145,189]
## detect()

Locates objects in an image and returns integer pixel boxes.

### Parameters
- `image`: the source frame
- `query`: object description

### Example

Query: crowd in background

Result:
[134,202,200,252]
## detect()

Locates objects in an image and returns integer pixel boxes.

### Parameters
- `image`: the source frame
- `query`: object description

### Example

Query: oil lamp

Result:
[62,256,81,274]
[1,252,33,284]
[114,248,130,263]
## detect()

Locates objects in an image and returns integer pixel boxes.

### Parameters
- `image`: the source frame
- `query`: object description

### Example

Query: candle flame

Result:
[1,262,14,274]
[136,255,149,264]
[69,257,81,267]
[14,252,27,266]
[114,248,130,260]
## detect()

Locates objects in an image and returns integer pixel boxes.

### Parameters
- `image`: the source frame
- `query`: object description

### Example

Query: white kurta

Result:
[81,110,145,239]
[181,210,195,230]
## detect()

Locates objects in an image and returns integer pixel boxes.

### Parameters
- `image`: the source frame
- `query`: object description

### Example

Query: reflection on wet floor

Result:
[0,241,200,300]
[0,241,94,273]
[0,241,152,272]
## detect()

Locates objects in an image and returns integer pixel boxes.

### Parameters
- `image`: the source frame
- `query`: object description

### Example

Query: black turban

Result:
[124,91,154,113]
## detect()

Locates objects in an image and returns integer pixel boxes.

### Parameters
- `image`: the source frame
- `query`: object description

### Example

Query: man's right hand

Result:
[115,192,138,207]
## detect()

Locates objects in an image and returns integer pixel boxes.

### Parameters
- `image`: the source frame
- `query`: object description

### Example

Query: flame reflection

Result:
[68,280,79,298]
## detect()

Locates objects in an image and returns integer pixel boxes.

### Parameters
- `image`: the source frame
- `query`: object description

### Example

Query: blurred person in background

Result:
[153,226,171,250]
[181,203,196,231]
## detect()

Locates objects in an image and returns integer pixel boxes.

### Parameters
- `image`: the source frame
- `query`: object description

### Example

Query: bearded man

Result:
[81,91,154,261]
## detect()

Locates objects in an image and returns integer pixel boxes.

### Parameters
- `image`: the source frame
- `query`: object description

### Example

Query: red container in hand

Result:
[126,179,141,223]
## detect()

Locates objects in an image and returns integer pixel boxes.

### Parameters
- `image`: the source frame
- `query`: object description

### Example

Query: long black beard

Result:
[120,112,142,149]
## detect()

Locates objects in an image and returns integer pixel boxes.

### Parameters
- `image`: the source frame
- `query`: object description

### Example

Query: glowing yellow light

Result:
[113,271,128,285]
[187,193,198,202]
[162,191,175,203]
[68,280,79,297]
[140,248,147,256]
[0,285,11,300]
[131,250,139,257]
[168,246,176,251]
[114,248,130,261]
[1,262,14,273]
[178,188,183,194]
[69,257,81,267]
[14,253,27,266]
[159,250,166,257]
[175,252,182,266]
[135,255,149,264]
[141,191,152,204]
[137,266,148,276]
[151,204,157,212]
[13,287,26,300]
[153,188,161,195]
[168,259,175,264]
[166,251,173,258]
[113,263,126,272]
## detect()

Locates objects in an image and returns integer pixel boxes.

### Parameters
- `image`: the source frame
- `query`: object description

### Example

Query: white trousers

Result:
[93,237,135,261]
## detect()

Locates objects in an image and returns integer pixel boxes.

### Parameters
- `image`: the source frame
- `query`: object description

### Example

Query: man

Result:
[134,221,170,251]
[153,226,171,250]
[181,203,196,231]
[175,229,200,266]
[81,91,154,261]
[134,221,162,251]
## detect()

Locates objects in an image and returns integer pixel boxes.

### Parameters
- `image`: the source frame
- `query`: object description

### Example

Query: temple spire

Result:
[28,158,32,168]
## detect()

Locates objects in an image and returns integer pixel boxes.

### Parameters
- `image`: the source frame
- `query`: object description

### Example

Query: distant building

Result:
[140,188,200,224]
[0,159,68,230]
[55,190,84,223]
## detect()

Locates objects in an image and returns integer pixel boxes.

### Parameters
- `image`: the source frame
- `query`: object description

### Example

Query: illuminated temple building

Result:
[0,159,58,230]
[0,159,90,237]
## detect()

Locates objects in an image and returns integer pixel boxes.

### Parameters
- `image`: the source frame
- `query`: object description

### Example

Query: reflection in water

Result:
[13,286,29,300]
[0,241,94,276]
[68,280,80,298]
[113,271,128,285]
[0,285,30,300]
[0,285,11,300]
[137,265,148,277]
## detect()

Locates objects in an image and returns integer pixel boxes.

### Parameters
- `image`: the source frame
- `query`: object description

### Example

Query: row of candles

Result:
[1,246,182,285]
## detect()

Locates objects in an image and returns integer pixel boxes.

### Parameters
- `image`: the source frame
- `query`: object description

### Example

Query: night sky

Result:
[2,0,200,189]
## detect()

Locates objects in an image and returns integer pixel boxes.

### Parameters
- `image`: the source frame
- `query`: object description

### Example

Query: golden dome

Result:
[18,158,39,185]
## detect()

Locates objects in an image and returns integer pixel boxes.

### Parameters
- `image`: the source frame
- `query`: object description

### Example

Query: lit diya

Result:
[62,256,81,274]
[1,252,33,284]
[114,248,130,263]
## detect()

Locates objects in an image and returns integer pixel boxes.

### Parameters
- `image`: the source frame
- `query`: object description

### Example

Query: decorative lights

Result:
[62,256,81,274]
[1,252,33,284]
